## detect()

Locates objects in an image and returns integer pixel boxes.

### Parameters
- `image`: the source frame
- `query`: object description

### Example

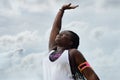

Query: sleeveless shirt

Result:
[43,50,74,80]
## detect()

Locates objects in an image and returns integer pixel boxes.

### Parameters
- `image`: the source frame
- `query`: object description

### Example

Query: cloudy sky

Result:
[0,0,120,80]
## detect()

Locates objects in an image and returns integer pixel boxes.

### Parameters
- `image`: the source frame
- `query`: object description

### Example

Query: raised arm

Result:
[49,3,78,51]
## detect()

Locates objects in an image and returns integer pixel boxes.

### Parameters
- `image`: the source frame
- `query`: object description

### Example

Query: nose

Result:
[56,35,60,39]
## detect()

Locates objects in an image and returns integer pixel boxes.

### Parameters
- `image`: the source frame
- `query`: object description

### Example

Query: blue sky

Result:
[0,0,120,80]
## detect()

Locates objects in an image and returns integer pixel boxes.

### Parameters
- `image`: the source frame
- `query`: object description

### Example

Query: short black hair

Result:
[68,30,80,49]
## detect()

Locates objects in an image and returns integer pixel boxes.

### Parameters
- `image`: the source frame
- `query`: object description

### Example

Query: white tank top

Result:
[43,50,74,80]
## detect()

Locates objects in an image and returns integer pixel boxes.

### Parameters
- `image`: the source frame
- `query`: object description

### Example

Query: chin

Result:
[55,40,61,46]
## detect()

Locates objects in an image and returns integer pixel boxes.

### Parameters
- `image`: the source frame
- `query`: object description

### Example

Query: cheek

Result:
[62,37,71,44]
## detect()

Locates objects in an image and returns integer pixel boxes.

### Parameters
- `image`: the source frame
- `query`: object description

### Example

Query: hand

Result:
[61,3,79,10]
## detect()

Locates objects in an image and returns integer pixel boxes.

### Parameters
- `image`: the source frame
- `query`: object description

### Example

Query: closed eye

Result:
[59,33,63,37]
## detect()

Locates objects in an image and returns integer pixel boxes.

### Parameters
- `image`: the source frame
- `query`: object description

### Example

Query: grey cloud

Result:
[104,0,120,7]
[92,31,104,40]
[89,27,105,40]
[0,0,11,9]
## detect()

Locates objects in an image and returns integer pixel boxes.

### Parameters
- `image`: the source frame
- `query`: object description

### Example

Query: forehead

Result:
[60,31,71,35]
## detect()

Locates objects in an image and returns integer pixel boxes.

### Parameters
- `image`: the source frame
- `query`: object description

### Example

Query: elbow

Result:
[88,74,100,80]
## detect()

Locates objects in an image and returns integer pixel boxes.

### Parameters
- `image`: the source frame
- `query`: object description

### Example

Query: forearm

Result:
[52,8,64,32]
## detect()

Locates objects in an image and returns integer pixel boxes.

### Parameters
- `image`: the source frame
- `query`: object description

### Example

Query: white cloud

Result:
[0,0,58,17]
[86,47,120,80]
[62,21,89,35]
[0,31,42,53]
[0,0,21,17]
[0,0,120,80]
[0,48,46,80]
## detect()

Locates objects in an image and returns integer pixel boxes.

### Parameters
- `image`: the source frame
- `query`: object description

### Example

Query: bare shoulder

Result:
[69,48,81,55]
[69,49,86,65]
[69,49,86,60]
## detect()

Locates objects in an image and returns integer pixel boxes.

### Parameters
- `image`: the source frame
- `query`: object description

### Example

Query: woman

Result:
[43,3,100,80]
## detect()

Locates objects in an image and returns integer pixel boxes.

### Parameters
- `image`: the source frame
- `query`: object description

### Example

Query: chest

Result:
[48,50,69,66]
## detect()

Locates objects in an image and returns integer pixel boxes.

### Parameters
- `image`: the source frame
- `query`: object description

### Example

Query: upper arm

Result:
[70,49,100,80]
[49,27,60,51]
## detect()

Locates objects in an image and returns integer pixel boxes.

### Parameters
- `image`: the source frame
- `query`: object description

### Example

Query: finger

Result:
[70,5,79,9]
[75,4,79,7]
[76,5,79,7]
[68,3,71,6]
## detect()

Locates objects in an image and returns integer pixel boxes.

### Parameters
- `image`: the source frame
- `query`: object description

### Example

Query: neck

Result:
[56,46,71,52]
[56,46,66,52]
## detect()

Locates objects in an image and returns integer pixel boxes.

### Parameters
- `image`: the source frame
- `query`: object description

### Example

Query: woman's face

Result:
[55,31,73,47]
